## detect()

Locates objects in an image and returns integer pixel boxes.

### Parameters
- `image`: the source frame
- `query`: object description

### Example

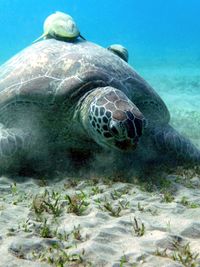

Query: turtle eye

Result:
[110,124,119,136]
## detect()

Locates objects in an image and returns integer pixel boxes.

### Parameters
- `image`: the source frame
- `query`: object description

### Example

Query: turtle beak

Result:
[114,137,139,151]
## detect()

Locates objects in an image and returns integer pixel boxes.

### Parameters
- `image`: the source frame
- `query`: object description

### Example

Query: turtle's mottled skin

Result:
[0,39,199,175]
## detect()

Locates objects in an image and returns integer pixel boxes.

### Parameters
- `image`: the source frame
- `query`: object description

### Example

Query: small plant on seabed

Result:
[155,248,168,257]
[172,241,199,267]
[110,188,130,200]
[65,191,89,216]
[180,196,191,206]
[90,186,104,196]
[39,218,53,238]
[118,199,130,209]
[72,225,83,241]
[110,189,124,200]
[55,230,69,242]
[54,225,84,243]
[32,190,62,217]
[155,241,199,267]
[161,191,175,203]
[166,220,171,233]
[36,177,48,187]
[64,179,79,189]
[32,194,46,215]
[137,202,145,212]
[179,196,200,209]
[120,254,128,267]
[44,190,62,217]
[132,217,145,237]
[10,182,18,195]
[10,182,28,205]
[35,243,91,267]
[101,200,122,217]
[94,198,101,204]
[137,202,157,215]
[19,219,32,233]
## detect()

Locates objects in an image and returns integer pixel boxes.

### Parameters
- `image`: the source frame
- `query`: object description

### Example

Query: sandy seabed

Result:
[0,168,200,267]
[0,68,199,267]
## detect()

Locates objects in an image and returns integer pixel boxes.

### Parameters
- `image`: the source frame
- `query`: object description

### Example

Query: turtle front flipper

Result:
[0,125,32,173]
[153,125,200,165]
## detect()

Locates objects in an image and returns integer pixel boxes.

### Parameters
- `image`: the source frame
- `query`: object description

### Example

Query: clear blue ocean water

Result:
[0,0,200,67]
[0,0,199,146]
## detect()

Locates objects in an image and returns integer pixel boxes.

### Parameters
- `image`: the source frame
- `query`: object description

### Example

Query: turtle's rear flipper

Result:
[153,125,200,165]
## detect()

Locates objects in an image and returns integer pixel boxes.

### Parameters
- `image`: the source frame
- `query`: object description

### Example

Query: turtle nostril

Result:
[109,120,121,136]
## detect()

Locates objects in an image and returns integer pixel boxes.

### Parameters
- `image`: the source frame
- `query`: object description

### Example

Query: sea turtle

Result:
[0,39,199,175]
[107,44,129,62]
[34,11,85,43]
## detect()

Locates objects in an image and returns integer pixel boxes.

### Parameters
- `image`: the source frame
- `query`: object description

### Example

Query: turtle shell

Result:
[0,39,170,125]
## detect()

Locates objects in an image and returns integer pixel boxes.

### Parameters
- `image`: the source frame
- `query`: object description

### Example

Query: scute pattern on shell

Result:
[0,39,170,124]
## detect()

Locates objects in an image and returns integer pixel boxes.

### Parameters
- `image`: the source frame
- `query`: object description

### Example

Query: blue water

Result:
[0,0,199,147]
[0,0,200,68]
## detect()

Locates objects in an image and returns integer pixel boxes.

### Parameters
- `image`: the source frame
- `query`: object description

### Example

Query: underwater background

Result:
[0,0,199,147]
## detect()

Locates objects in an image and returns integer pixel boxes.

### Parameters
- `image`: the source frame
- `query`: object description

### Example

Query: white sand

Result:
[0,169,200,267]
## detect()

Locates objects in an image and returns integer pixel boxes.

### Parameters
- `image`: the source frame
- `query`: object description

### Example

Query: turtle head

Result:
[80,87,146,151]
